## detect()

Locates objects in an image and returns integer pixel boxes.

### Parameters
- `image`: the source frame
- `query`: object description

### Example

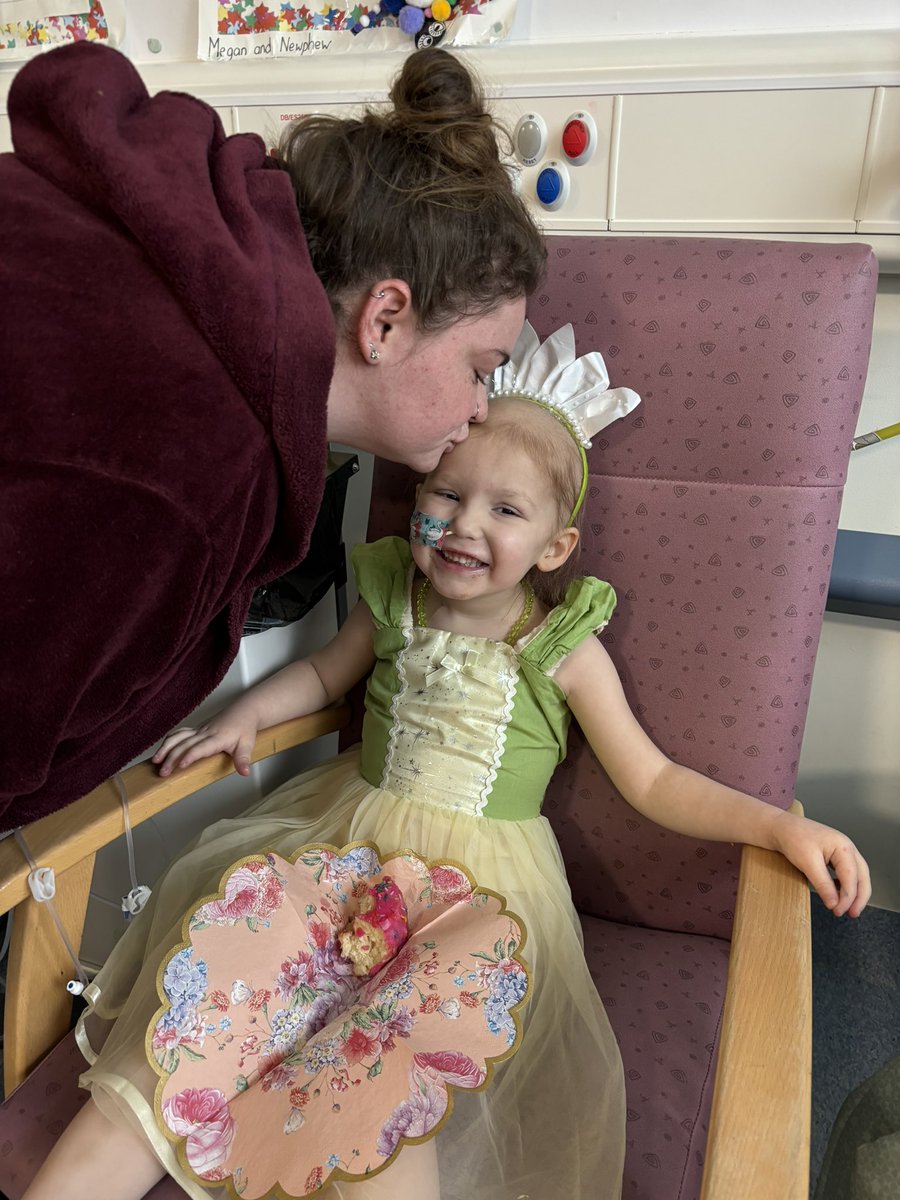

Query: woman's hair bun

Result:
[390,46,485,124]
[278,45,545,329]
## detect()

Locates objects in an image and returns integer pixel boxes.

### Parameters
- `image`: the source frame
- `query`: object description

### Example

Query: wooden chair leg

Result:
[4,853,96,1095]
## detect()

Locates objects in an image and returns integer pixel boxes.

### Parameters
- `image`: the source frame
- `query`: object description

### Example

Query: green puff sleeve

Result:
[519,576,617,676]
[350,537,414,630]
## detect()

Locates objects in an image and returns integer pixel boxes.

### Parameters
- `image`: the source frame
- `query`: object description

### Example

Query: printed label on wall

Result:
[198,1,517,62]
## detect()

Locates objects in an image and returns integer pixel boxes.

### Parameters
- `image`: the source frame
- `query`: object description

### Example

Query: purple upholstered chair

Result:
[355,234,878,1200]
[0,236,877,1200]
[528,235,875,1198]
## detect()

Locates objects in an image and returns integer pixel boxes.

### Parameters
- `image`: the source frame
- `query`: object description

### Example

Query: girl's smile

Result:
[410,420,578,633]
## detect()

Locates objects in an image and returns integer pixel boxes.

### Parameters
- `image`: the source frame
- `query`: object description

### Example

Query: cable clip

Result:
[121,885,152,920]
[27,865,56,902]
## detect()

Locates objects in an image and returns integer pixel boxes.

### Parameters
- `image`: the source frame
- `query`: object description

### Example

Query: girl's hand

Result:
[152,712,260,778]
[769,810,871,918]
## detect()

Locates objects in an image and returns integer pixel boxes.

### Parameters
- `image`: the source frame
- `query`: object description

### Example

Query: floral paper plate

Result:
[148,842,529,1197]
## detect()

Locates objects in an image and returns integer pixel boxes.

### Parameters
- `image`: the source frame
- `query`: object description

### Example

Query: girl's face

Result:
[412,425,571,605]
[364,297,526,474]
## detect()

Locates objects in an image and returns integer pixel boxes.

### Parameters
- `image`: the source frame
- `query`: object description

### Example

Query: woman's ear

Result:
[355,280,415,364]
[535,527,580,574]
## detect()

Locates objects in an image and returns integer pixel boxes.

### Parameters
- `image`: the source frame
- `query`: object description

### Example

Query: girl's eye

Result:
[434,490,458,502]
[497,505,521,518]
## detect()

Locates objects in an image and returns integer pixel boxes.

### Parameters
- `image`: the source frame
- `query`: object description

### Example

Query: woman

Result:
[0,41,544,827]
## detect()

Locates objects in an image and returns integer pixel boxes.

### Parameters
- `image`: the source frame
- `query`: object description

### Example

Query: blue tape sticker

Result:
[410,510,450,549]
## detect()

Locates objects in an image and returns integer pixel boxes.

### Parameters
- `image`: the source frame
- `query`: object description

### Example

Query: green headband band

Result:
[496,392,589,526]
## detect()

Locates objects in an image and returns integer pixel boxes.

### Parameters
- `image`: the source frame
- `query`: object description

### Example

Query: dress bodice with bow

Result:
[354,538,616,822]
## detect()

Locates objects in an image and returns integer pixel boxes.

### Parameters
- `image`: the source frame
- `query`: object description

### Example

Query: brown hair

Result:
[277,48,545,330]
[470,399,584,610]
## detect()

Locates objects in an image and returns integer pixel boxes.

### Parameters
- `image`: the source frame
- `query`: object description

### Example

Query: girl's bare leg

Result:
[22,1096,166,1200]
[323,1140,440,1200]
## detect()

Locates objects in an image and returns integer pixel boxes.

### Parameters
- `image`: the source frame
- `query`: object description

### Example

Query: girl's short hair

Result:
[277,49,545,330]
[472,400,584,610]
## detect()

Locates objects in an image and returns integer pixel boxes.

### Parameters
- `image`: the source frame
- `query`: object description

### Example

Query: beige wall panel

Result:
[235,102,361,148]
[858,87,900,234]
[612,88,874,232]
[213,105,235,135]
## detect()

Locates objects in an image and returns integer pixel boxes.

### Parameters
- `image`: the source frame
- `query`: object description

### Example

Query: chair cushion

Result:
[581,914,730,1200]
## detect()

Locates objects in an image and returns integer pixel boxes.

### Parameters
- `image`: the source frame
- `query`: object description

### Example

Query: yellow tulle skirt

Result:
[78,747,625,1200]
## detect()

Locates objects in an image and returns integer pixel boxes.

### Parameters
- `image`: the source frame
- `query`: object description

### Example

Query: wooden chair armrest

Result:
[1,706,350,1094]
[0,705,350,916]
[701,804,812,1200]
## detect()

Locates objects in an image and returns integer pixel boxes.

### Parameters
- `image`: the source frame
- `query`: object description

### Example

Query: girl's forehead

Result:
[429,433,546,490]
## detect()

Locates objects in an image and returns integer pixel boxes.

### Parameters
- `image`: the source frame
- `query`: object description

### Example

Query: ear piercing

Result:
[371,290,386,300]
[369,343,381,362]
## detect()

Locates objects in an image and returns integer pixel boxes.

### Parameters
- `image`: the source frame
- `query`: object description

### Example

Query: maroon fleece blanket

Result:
[0,43,336,826]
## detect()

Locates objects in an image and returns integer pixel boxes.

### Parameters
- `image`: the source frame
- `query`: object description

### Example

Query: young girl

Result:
[24,325,870,1200]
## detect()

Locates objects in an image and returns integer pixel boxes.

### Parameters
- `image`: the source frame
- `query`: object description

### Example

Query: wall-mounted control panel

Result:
[497,96,614,229]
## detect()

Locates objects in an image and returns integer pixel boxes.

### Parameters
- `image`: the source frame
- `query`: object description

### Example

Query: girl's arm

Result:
[153,600,376,777]
[557,635,871,918]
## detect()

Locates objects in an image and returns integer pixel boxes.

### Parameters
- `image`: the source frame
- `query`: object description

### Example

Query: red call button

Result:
[562,119,590,161]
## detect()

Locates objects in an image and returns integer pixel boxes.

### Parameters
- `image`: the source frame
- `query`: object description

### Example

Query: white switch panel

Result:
[492,95,614,231]
[235,98,612,232]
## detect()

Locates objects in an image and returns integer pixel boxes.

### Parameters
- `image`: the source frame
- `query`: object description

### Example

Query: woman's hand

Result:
[769,809,871,918]
[152,709,261,778]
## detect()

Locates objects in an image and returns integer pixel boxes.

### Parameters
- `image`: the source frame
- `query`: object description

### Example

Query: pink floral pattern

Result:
[150,844,529,1198]
[193,859,285,929]
[162,1087,235,1178]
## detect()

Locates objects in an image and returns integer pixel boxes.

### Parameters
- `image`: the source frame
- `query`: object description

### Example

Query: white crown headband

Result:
[488,321,641,520]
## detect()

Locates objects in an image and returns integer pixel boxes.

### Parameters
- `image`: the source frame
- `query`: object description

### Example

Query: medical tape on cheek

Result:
[409,510,451,549]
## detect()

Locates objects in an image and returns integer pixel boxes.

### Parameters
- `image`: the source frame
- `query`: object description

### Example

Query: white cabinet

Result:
[611,88,876,232]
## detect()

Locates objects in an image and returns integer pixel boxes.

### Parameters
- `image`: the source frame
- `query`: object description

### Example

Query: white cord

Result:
[114,771,139,895]
[13,827,90,994]
[113,772,151,920]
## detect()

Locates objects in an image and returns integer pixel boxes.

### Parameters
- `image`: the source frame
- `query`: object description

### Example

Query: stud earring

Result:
[369,343,380,362]
[371,290,386,300]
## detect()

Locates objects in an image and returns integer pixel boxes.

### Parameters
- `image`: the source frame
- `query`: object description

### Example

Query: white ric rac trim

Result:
[380,564,416,790]
[475,657,519,816]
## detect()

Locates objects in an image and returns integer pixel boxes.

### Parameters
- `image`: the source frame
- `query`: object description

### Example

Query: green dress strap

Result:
[518,576,617,677]
[351,537,414,630]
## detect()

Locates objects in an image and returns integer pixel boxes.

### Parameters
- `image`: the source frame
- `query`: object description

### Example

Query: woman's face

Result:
[366,296,527,473]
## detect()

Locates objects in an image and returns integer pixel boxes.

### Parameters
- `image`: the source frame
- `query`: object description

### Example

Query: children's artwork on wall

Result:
[0,0,123,58]
[199,0,518,63]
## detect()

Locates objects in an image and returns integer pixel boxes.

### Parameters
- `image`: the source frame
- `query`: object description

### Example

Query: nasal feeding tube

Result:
[409,510,452,550]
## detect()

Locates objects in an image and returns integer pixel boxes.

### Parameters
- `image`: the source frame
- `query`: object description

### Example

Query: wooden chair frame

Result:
[0,710,811,1200]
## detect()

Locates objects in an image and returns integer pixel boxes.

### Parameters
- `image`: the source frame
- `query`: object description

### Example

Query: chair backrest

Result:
[363,235,877,938]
